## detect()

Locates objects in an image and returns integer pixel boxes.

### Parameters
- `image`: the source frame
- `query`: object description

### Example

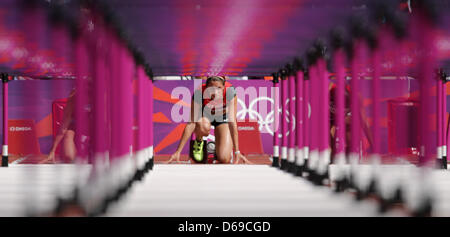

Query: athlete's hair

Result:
[206,76,226,86]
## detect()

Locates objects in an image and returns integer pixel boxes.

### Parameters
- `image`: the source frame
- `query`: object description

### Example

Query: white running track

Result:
[105,165,401,217]
[2,164,450,216]
[0,164,91,217]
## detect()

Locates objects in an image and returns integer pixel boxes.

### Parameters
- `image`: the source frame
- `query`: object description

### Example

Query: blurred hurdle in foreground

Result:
[270,0,450,217]
[0,0,154,216]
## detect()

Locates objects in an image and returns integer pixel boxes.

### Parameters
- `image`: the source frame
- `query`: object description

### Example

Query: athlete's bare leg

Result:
[214,123,233,163]
[62,130,76,162]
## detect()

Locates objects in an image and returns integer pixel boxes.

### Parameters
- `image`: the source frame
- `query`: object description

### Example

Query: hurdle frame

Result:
[1,73,9,167]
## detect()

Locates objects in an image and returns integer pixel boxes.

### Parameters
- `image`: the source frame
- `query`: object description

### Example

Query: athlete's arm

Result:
[167,99,199,163]
[228,96,240,151]
[47,93,74,163]
[357,92,374,148]
[228,96,252,164]
[360,108,374,148]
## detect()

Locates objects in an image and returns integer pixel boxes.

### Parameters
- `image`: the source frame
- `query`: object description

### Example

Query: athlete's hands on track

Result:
[166,151,181,164]
[44,151,57,164]
[166,151,252,164]
[234,153,252,164]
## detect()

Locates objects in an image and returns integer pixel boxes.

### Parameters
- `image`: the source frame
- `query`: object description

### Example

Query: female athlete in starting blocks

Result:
[168,76,251,164]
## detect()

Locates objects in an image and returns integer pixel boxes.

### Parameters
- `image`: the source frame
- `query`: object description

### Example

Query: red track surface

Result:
[8,153,422,166]
[8,153,272,165]
[154,154,272,165]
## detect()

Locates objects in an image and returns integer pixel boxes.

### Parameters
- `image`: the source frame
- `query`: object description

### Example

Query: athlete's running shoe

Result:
[192,140,204,162]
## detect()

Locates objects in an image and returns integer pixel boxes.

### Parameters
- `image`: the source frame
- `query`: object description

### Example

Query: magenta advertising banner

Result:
[153,79,276,155]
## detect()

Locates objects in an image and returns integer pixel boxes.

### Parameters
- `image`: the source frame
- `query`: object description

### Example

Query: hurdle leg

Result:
[438,78,443,168]
[348,38,364,193]
[366,40,382,198]
[271,73,280,168]
[1,73,8,167]
[316,54,330,185]
[287,69,296,173]
[407,3,438,216]
[148,74,154,170]
[331,44,348,192]
[303,72,310,174]
[294,63,305,176]
[306,62,320,183]
[442,77,447,169]
[280,71,289,171]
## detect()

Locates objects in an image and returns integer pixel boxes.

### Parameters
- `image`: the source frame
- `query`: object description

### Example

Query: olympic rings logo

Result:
[236,96,311,136]
[170,85,311,137]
